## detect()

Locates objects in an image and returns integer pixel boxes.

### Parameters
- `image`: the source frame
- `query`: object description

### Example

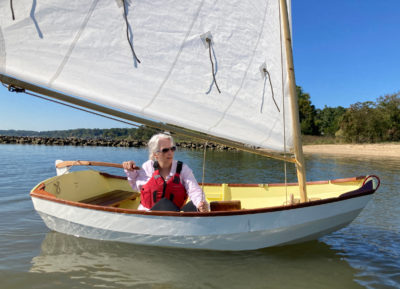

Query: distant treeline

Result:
[297,87,400,143]
[1,88,399,144]
[0,126,160,141]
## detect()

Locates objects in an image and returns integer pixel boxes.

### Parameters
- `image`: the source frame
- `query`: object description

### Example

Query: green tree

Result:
[340,101,387,143]
[133,126,161,141]
[376,92,400,141]
[316,106,346,136]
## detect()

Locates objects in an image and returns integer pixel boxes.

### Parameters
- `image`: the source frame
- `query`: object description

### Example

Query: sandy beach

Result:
[303,143,400,158]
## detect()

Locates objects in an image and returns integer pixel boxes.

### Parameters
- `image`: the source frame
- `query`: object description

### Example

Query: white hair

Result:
[148,133,175,160]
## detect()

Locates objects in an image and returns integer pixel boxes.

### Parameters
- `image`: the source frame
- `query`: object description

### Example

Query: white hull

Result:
[32,194,372,251]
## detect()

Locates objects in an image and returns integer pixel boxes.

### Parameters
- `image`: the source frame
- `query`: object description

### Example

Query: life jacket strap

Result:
[173,161,183,183]
[176,161,183,174]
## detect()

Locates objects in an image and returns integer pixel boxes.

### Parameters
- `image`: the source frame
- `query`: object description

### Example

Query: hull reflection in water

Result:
[30,232,364,289]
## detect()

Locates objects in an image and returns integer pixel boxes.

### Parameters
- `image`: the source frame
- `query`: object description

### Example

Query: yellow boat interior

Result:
[31,170,367,212]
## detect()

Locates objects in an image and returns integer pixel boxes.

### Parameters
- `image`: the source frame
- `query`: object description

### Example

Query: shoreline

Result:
[303,143,400,158]
[0,136,234,150]
[2,135,399,158]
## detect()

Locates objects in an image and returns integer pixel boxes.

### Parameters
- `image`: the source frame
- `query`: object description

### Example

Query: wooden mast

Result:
[279,0,308,202]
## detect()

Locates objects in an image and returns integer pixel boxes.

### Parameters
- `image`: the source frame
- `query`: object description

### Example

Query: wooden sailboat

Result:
[1,0,380,250]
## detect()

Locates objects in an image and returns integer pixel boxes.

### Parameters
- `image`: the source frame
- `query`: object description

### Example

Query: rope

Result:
[261,67,280,113]
[3,83,141,128]
[201,141,208,201]
[10,0,15,20]
[206,38,221,93]
[122,0,141,64]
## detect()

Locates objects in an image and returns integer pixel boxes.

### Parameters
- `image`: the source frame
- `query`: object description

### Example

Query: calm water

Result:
[0,144,399,289]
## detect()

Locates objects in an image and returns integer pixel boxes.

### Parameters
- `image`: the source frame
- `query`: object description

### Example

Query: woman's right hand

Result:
[122,161,136,171]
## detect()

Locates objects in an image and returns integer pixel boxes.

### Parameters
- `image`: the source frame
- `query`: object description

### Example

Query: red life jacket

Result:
[140,161,188,209]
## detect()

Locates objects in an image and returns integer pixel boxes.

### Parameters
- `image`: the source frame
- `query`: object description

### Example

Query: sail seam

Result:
[207,1,269,133]
[257,0,289,152]
[140,0,206,112]
[48,0,99,87]
[0,27,5,73]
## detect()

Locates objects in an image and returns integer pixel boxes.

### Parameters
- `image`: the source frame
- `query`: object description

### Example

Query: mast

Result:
[279,0,308,202]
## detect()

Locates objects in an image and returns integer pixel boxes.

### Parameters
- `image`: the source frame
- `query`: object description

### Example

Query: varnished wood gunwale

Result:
[30,176,377,217]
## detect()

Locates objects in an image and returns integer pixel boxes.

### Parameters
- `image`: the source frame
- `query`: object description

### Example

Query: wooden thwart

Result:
[210,200,241,211]
[80,190,139,207]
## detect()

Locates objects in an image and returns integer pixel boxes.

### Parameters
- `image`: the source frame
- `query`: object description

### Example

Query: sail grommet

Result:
[259,63,268,78]
[200,31,213,48]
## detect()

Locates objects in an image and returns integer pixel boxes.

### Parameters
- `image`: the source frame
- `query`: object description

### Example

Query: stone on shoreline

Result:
[0,135,236,151]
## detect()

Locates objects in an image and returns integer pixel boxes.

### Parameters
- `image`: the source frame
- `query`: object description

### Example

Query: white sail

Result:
[0,0,293,152]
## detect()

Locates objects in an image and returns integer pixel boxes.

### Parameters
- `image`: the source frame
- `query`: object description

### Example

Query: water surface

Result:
[0,144,399,288]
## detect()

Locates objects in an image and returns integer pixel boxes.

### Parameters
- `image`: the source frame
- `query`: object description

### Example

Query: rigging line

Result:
[206,38,221,94]
[25,91,141,128]
[122,0,141,64]
[201,141,208,197]
[261,68,280,113]
[10,0,15,20]
[278,0,288,204]
[4,84,141,128]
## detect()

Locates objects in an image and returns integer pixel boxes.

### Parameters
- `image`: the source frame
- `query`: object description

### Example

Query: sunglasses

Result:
[158,146,176,153]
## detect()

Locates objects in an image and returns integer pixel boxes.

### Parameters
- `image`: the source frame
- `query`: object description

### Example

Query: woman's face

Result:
[155,138,175,168]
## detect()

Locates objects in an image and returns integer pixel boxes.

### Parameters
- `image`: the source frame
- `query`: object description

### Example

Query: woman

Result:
[123,133,209,212]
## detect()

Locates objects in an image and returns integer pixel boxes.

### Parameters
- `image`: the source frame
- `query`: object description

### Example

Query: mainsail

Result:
[0,0,294,154]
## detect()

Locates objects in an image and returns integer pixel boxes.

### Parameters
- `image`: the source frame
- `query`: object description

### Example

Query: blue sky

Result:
[1,0,399,131]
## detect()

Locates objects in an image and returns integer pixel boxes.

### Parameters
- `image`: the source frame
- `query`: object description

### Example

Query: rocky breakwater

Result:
[0,136,145,147]
[176,141,236,151]
[0,136,237,151]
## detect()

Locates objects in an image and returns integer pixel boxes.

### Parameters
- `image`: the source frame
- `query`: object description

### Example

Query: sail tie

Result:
[261,67,280,113]
[10,0,15,20]
[206,38,221,94]
[122,0,141,64]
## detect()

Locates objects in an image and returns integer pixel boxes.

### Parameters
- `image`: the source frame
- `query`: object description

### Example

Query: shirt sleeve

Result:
[180,164,208,208]
[124,160,153,191]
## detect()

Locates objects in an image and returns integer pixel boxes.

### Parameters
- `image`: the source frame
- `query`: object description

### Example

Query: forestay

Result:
[0,0,293,153]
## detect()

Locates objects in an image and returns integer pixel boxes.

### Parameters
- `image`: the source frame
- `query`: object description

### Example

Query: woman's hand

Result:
[197,201,210,212]
[122,161,136,171]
